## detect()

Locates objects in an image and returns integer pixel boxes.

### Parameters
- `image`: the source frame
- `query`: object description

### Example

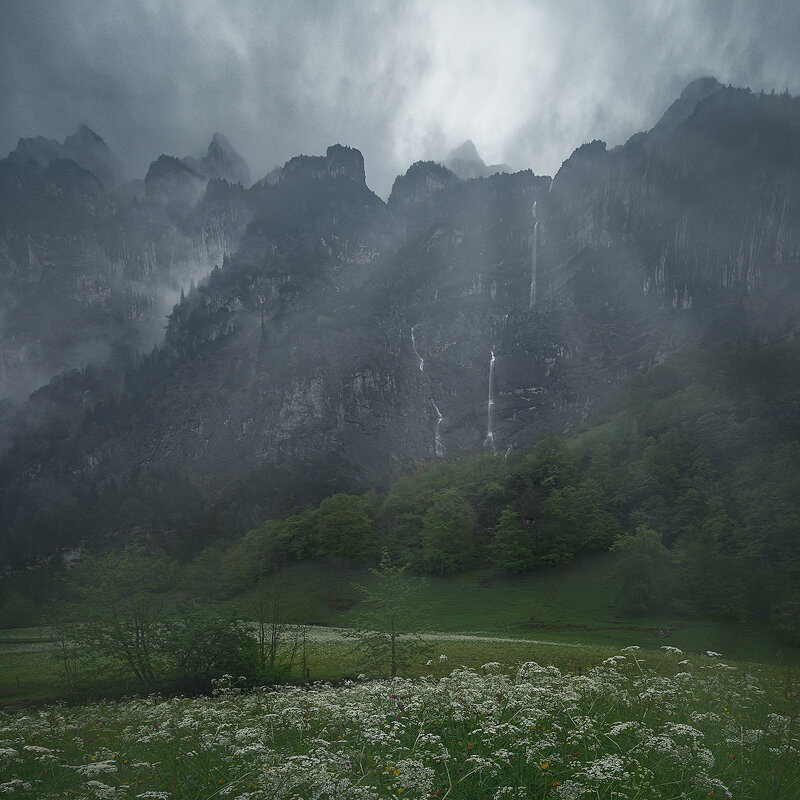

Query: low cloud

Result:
[1,0,799,197]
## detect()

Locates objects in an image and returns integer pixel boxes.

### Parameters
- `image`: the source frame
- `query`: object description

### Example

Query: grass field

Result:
[2,553,796,708]
[2,554,799,798]
[1,651,797,799]
[230,553,799,663]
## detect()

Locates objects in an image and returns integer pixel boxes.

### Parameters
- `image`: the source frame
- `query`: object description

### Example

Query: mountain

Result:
[3,80,800,564]
[182,132,251,187]
[0,129,253,407]
[443,139,511,179]
[11,124,128,189]
[650,76,724,135]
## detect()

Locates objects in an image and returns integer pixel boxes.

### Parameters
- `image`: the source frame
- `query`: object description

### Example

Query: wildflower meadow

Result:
[1,647,798,799]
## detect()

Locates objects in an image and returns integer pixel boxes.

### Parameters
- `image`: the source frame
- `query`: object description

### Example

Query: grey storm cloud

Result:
[1,0,799,197]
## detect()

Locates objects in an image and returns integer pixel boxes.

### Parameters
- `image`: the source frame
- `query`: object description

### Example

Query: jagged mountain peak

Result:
[651,76,725,134]
[64,123,104,146]
[447,139,482,163]
[387,160,460,213]
[10,124,126,188]
[11,135,63,168]
[443,139,511,180]
[63,124,127,188]
[444,139,487,180]
[681,76,724,99]
[183,132,251,187]
[145,154,206,208]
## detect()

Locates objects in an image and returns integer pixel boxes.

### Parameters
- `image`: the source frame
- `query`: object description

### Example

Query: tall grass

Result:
[1,647,797,799]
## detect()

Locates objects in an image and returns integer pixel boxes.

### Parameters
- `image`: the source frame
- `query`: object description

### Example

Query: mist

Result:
[2,0,800,197]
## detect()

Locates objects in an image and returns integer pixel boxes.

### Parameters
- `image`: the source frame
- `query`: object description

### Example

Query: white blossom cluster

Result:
[0,654,795,799]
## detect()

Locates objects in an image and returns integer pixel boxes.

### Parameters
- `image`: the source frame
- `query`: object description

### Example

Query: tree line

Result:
[4,341,800,643]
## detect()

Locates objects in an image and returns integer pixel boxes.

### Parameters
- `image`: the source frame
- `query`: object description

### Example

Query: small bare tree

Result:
[253,568,289,672]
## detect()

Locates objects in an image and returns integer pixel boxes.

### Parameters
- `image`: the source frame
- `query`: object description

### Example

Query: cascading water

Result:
[484,349,496,449]
[411,325,424,371]
[548,176,554,193]
[431,399,446,457]
[529,201,538,309]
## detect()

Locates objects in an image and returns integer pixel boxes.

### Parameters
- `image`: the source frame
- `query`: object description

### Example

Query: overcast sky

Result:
[1,0,799,197]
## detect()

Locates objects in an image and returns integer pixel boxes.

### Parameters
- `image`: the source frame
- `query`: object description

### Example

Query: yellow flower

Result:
[539,761,549,771]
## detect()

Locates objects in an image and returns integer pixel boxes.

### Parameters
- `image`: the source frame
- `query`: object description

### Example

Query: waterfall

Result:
[431,399,446,458]
[529,201,539,309]
[484,349,496,449]
[411,325,424,372]
[548,176,554,193]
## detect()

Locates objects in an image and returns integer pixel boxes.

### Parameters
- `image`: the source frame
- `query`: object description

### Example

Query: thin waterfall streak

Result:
[485,349,496,448]
[431,398,445,458]
[529,216,539,309]
[411,325,424,371]
[549,176,554,193]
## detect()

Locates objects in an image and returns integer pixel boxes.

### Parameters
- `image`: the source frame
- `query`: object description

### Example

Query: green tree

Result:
[418,489,475,575]
[489,506,536,573]
[348,550,428,678]
[315,493,376,560]
[70,544,259,692]
[76,544,176,692]
[612,526,675,614]
[169,611,259,691]
[772,590,800,645]
[542,479,622,564]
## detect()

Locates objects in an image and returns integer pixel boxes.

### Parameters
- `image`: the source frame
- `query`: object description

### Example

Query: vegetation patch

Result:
[1,650,797,799]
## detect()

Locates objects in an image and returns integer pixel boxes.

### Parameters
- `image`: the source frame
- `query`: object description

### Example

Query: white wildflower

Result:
[607,721,638,736]
[0,779,32,795]
[494,787,530,798]
[75,760,118,776]
[556,779,591,799]
[86,781,124,799]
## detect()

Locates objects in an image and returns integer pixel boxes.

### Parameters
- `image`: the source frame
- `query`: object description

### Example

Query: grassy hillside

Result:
[224,555,798,662]
[3,554,797,707]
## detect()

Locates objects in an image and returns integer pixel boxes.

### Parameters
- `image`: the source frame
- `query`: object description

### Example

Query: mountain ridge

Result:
[2,79,800,564]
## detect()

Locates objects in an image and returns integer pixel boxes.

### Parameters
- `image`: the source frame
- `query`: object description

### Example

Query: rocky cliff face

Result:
[3,81,800,514]
[0,128,254,406]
